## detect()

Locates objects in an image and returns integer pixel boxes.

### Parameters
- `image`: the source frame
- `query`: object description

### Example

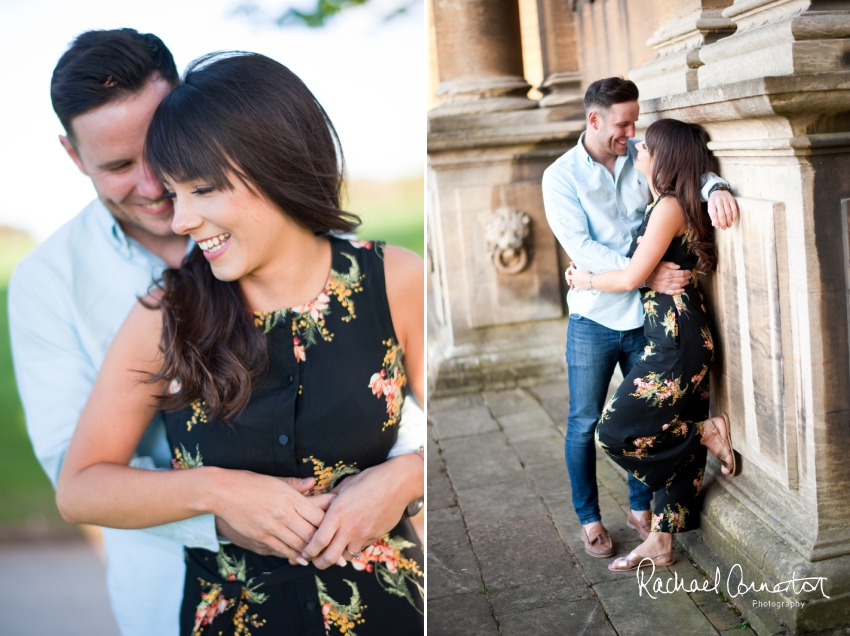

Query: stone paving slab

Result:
[428,393,485,414]
[427,593,500,635]
[454,475,548,527]
[429,405,500,440]
[481,388,541,418]
[489,577,593,619]
[427,429,456,511]
[468,514,573,591]
[440,431,525,489]
[427,507,484,600]
[497,599,619,636]
[595,574,720,635]
[427,384,756,635]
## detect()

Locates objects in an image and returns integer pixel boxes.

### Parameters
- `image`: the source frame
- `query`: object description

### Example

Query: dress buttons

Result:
[288,374,294,385]
[278,434,289,445]
[304,600,317,611]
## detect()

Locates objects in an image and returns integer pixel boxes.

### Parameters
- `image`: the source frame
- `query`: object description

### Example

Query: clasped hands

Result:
[214,459,413,570]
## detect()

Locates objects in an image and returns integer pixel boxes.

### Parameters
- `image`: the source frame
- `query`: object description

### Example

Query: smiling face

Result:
[60,76,174,241]
[634,139,653,177]
[166,174,310,284]
[588,101,640,157]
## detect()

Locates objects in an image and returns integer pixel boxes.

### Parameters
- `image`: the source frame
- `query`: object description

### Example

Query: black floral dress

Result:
[595,196,715,533]
[162,238,424,636]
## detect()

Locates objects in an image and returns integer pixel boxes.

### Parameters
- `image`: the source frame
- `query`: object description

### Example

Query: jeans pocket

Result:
[570,313,585,322]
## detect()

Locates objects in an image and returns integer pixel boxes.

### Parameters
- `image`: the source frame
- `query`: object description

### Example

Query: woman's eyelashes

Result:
[191,186,216,195]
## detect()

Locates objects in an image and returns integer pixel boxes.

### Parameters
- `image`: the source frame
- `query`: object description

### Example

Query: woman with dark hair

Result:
[566,118,735,571]
[57,52,424,634]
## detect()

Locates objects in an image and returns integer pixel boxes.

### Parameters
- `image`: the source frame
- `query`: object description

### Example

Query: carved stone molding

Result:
[485,207,532,274]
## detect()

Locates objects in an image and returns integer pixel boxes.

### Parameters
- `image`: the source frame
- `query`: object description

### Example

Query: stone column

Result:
[428,0,586,391]
[638,1,850,632]
[430,0,535,116]
[629,0,736,100]
[536,0,582,107]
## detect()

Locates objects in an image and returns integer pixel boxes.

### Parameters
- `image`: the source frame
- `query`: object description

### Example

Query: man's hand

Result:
[646,261,690,296]
[300,454,423,570]
[708,189,738,230]
[215,476,317,558]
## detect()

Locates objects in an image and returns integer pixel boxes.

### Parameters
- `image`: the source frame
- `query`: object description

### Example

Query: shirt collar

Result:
[92,199,131,255]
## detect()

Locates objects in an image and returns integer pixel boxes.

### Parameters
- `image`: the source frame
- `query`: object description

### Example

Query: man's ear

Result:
[587,110,601,132]
[59,135,89,176]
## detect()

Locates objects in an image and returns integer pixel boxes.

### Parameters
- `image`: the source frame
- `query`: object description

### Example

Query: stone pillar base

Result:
[679,466,850,634]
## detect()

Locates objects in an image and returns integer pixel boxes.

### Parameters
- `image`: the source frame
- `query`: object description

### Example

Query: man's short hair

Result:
[583,77,639,112]
[51,28,179,139]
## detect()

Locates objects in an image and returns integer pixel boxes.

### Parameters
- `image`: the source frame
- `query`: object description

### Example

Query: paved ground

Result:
[427,380,760,636]
[0,537,119,636]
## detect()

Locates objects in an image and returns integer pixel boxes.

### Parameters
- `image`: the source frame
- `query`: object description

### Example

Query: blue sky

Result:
[0,0,424,240]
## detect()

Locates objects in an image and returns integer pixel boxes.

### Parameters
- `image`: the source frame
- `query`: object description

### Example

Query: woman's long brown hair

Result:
[644,118,717,274]
[143,52,360,422]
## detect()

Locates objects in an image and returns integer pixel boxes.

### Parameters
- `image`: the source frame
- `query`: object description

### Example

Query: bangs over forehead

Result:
[145,82,244,189]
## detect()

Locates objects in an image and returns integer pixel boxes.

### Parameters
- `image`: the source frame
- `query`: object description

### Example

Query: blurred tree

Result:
[235,0,418,28]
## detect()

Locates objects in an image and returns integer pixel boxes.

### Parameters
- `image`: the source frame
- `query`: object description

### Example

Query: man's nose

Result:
[626,125,636,139]
[136,162,165,200]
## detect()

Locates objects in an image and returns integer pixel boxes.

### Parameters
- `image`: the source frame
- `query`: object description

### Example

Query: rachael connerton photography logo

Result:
[635,562,830,603]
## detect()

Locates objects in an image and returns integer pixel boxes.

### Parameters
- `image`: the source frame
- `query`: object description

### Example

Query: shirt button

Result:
[304,600,317,611]
[278,434,289,445]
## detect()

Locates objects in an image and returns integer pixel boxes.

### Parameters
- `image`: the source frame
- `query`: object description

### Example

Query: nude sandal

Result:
[711,413,736,476]
[608,549,675,572]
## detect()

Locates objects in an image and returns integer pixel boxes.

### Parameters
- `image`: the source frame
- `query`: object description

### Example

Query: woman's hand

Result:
[215,476,318,557]
[565,262,592,291]
[299,452,424,569]
[210,469,335,561]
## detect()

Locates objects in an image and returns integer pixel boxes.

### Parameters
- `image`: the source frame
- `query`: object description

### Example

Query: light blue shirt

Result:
[8,198,425,636]
[542,133,722,331]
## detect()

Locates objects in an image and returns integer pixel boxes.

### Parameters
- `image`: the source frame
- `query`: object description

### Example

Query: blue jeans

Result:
[566,314,653,525]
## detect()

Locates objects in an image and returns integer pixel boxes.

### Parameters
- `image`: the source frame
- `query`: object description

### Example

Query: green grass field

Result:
[0,177,423,530]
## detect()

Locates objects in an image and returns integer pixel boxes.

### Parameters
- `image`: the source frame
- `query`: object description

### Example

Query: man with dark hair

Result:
[9,28,424,635]
[542,77,738,559]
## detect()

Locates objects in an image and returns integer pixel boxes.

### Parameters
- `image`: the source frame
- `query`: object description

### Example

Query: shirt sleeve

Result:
[8,259,219,551]
[542,162,631,273]
[700,172,729,201]
[387,395,424,458]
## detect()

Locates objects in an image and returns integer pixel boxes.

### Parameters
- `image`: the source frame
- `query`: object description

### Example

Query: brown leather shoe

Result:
[581,524,615,558]
[626,510,651,540]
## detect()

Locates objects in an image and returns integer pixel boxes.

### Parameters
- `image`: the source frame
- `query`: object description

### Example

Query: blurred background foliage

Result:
[0,177,423,537]
[235,0,418,27]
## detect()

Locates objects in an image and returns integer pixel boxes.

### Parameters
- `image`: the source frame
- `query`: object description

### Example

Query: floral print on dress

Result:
[701,326,714,352]
[316,577,365,636]
[662,308,678,340]
[193,549,268,636]
[641,342,656,361]
[172,443,204,470]
[187,399,208,432]
[693,467,705,495]
[691,364,708,388]
[643,291,659,327]
[369,339,407,430]
[303,456,360,494]
[598,395,617,424]
[254,309,289,335]
[288,253,365,360]
[350,534,424,614]
[630,372,687,407]
[672,291,690,316]
[623,436,655,458]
